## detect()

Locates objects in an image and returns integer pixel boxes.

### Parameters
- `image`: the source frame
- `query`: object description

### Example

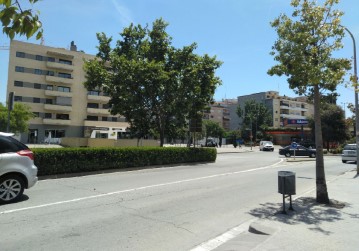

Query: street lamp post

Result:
[343,27,358,174]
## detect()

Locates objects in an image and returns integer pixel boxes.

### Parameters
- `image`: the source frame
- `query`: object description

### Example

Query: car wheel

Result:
[0,175,25,204]
[271,149,274,152]
[285,152,291,157]
[342,160,347,163]
[310,153,316,158]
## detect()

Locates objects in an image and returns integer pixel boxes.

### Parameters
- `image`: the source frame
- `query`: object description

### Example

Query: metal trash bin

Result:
[278,171,296,213]
[278,171,296,195]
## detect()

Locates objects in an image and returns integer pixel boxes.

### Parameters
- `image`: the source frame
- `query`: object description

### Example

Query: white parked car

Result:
[0,132,38,203]
[259,141,274,151]
[342,144,357,163]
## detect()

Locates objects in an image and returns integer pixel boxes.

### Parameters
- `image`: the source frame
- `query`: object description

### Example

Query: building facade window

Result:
[15,66,24,72]
[47,71,55,76]
[34,83,42,89]
[45,113,52,119]
[35,55,43,61]
[46,85,53,90]
[34,69,43,75]
[45,99,53,104]
[14,96,22,101]
[88,90,100,96]
[87,116,98,121]
[87,103,99,108]
[58,86,70,92]
[58,72,71,79]
[14,81,23,87]
[59,59,72,65]
[16,51,25,58]
[33,97,40,103]
[47,57,55,62]
[33,112,40,117]
[56,114,70,120]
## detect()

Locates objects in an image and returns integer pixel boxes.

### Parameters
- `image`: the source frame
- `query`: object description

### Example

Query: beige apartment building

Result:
[203,99,238,131]
[237,91,314,129]
[6,40,129,144]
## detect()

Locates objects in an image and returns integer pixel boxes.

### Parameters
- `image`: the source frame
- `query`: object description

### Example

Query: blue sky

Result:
[1,0,358,116]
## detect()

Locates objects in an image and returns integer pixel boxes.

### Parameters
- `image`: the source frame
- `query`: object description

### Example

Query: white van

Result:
[259,141,274,151]
[90,127,129,139]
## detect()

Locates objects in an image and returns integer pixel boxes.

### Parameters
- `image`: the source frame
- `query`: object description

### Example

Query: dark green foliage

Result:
[33,147,216,176]
[0,0,43,40]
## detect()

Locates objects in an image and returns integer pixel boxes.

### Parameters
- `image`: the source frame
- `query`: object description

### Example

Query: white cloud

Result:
[111,0,134,25]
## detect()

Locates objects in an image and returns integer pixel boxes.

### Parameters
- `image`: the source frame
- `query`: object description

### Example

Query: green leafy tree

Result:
[202,120,225,142]
[84,19,222,146]
[0,0,43,39]
[227,130,241,148]
[268,0,351,203]
[236,99,272,142]
[0,102,34,133]
[308,103,349,151]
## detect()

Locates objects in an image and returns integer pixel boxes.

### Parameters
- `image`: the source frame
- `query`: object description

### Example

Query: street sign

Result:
[291,142,298,149]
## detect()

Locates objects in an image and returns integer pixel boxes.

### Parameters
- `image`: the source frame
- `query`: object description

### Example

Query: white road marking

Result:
[0,159,284,215]
[189,219,256,251]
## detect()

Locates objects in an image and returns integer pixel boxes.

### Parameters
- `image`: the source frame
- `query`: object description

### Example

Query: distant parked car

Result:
[0,132,38,203]
[279,145,316,158]
[300,140,316,149]
[201,138,218,147]
[342,144,357,163]
[259,141,274,151]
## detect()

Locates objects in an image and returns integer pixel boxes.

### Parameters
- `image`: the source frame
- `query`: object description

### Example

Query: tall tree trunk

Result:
[314,85,330,204]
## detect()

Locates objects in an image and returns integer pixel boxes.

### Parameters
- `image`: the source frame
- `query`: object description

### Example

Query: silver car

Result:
[342,144,357,163]
[0,132,38,203]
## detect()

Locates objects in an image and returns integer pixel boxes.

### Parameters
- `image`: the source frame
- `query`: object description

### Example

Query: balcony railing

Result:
[87,95,111,102]
[87,108,110,115]
[46,75,73,85]
[45,90,72,98]
[43,118,71,125]
[44,104,72,112]
[46,61,74,72]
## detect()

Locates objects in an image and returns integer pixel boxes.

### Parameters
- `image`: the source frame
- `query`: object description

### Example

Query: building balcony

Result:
[45,90,72,98]
[46,50,74,59]
[43,118,71,125]
[280,114,307,119]
[46,61,74,72]
[84,120,129,128]
[46,75,73,85]
[87,108,110,115]
[87,95,111,102]
[44,104,72,112]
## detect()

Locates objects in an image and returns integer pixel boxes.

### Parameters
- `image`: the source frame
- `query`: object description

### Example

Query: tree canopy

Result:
[0,102,34,133]
[202,120,225,140]
[268,0,351,203]
[0,0,43,40]
[84,18,222,146]
[309,103,349,150]
[236,99,272,141]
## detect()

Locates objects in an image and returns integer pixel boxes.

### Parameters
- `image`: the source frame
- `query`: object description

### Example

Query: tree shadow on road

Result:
[247,197,357,235]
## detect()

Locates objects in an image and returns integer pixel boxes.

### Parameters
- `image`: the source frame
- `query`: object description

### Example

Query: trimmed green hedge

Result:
[33,147,217,176]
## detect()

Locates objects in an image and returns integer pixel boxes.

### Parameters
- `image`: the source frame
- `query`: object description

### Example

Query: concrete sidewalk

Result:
[216,145,255,154]
[215,168,359,251]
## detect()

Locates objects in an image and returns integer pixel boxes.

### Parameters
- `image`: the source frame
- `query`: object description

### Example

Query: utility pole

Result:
[343,27,358,174]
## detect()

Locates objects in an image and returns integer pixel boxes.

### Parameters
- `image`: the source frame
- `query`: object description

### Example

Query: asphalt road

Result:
[0,151,353,251]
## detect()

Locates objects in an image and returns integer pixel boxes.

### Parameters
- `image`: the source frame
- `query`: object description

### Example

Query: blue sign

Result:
[291,142,298,148]
[287,119,308,125]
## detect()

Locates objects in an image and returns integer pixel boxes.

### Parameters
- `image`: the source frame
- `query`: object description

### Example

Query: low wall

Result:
[61,137,88,147]
[61,137,160,148]
[114,139,160,147]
